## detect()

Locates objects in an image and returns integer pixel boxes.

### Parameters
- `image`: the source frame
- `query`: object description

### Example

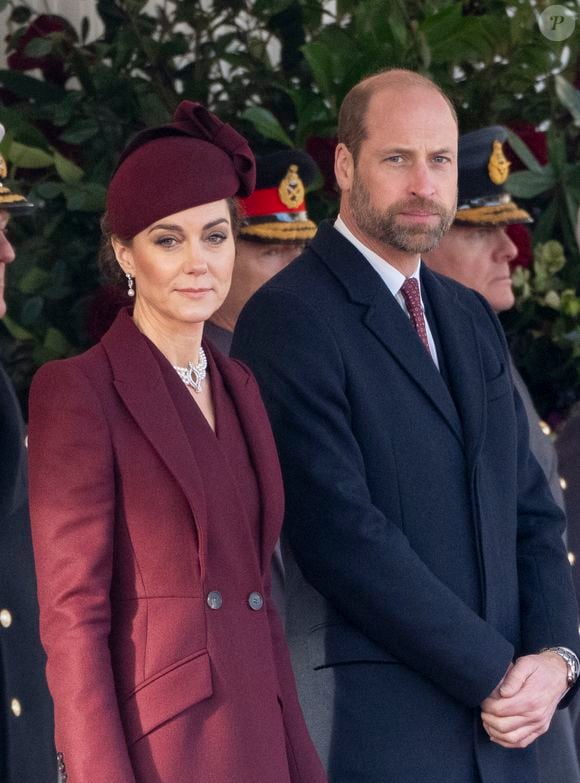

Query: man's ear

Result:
[111,237,135,277]
[335,143,355,193]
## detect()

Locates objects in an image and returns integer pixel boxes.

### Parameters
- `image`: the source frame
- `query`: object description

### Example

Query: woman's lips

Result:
[175,287,212,298]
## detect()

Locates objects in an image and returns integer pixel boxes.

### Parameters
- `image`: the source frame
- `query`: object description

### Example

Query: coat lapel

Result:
[211,349,285,572]
[421,267,486,466]
[313,222,463,445]
[101,310,208,568]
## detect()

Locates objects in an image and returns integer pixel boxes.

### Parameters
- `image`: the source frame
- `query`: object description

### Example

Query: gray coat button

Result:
[207,591,223,610]
[248,591,264,611]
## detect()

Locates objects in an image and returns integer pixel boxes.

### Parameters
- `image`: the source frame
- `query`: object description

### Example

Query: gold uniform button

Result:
[569,552,576,566]
[0,609,12,628]
[560,477,568,490]
[539,420,551,436]
[10,698,22,717]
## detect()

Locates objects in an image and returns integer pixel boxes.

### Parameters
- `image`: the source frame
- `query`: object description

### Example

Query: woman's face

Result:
[113,200,235,329]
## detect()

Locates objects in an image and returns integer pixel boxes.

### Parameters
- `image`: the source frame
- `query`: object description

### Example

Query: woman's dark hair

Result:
[97,197,242,289]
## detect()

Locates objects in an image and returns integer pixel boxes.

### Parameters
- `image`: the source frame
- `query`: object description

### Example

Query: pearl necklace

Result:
[173,347,207,393]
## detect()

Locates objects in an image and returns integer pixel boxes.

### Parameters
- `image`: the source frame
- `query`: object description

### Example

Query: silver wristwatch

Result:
[543,646,580,685]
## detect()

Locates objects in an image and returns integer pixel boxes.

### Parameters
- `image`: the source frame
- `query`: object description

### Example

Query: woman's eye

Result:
[155,236,178,248]
[207,231,227,244]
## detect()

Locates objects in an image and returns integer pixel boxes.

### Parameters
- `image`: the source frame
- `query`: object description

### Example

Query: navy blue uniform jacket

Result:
[232,222,579,783]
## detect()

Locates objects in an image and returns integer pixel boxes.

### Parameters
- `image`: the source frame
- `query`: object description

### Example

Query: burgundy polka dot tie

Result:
[400,277,431,355]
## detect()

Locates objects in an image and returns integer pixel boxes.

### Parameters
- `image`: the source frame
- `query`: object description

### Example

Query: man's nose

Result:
[409,162,436,199]
[0,230,16,266]
[496,229,518,264]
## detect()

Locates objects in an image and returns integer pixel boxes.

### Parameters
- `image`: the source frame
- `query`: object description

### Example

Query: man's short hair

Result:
[337,68,458,164]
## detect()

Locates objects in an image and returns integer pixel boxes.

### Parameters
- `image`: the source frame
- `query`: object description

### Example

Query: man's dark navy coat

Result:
[232,221,580,783]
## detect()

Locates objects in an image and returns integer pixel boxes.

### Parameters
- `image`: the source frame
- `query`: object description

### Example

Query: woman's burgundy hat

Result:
[107,101,255,239]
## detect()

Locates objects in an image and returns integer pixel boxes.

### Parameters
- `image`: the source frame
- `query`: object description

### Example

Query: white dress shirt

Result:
[334,216,439,367]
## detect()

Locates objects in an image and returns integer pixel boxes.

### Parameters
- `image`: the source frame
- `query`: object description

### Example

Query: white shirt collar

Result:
[334,215,422,298]
[334,215,439,368]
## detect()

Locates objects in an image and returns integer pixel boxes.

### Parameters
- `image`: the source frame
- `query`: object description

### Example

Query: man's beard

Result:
[350,171,456,254]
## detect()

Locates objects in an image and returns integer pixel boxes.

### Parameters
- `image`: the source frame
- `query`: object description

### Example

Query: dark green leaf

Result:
[421,5,463,39]
[70,51,96,96]
[19,268,52,295]
[564,164,580,199]
[253,0,294,16]
[43,327,72,357]
[10,5,31,24]
[505,129,543,174]
[136,92,171,126]
[81,16,90,44]
[2,315,34,341]
[0,69,66,103]
[555,75,580,126]
[54,152,84,184]
[564,191,579,235]
[505,168,555,199]
[20,297,44,327]
[63,183,107,212]
[532,200,557,245]
[59,122,100,144]
[24,37,54,58]
[242,107,294,147]
[35,183,65,200]
[6,141,54,169]
[301,41,335,99]
[0,107,49,148]
[547,129,567,175]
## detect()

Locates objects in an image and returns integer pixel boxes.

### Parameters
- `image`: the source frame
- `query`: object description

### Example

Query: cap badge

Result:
[278,164,305,209]
[488,140,511,185]
[0,153,7,180]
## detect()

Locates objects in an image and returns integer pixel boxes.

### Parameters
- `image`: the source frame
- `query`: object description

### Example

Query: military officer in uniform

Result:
[205,149,318,354]
[0,122,56,782]
[423,125,580,783]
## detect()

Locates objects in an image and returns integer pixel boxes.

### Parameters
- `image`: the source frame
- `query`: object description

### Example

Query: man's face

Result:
[336,85,458,257]
[423,224,518,312]
[232,239,304,305]
[0,211,16,319]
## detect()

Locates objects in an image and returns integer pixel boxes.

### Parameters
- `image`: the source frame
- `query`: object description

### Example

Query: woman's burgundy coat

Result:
[27,310,326,783]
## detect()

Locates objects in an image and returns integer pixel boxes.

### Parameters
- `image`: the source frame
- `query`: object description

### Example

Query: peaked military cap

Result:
[238,150,318,243]
[0,123,34,213]
[455,126,531,227]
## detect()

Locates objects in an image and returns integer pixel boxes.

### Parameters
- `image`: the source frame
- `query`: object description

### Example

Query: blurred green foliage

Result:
[0,0,579,414]
[506,240,580,416]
